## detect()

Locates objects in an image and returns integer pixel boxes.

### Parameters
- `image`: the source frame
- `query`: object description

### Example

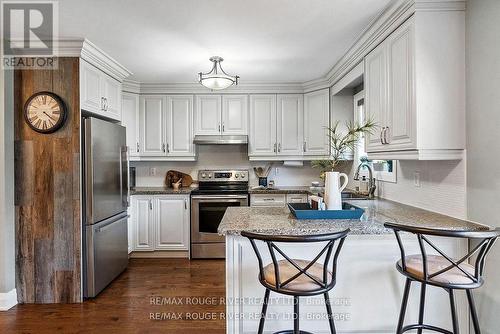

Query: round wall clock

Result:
[24,91,67,134]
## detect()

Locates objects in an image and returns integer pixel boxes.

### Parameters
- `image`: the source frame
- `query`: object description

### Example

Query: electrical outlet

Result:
[150,167,157,176]
[414,171,421,187]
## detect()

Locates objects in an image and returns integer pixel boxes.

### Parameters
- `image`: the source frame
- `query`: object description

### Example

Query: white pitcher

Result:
[324,172,349,210]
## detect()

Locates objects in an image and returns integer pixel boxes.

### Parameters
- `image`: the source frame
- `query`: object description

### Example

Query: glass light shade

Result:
[198,56,238,90]
[199,75,234,90]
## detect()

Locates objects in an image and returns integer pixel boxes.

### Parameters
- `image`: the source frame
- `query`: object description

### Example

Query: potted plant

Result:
[311,119,376,179]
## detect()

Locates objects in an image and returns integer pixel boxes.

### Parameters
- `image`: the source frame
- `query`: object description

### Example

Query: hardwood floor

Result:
[0,259,226,334]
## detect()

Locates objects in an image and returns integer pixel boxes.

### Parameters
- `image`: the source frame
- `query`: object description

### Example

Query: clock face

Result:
[24,92,67,133]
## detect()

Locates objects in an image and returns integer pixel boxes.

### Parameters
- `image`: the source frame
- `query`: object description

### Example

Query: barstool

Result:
[241,229,350,334]
[384,222,500,334]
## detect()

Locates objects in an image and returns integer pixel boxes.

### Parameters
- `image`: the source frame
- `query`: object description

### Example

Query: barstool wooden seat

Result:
[241,229,350,334]
[384,222,500,334]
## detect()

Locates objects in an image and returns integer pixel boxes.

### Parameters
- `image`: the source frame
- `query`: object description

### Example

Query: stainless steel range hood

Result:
[193,135,248,145]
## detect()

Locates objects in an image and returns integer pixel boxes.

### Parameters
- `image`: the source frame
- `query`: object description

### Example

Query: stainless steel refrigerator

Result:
[82,117,129,298]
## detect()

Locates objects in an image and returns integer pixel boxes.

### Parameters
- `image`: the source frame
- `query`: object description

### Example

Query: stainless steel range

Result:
[190,169,249,259]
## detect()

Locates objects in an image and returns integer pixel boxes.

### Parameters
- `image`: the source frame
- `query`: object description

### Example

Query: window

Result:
[353,91,397,183]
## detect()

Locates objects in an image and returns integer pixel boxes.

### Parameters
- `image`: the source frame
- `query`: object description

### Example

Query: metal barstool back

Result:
[241,229,350,334]
[385,222,500,334]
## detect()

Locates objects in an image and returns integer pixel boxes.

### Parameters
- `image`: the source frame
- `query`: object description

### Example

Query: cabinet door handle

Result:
[100,97,104,110]
[136,142,140,153]
[184,199,188,210]
[218,123,221,132]
[162,143,166,152]
[278,143,281,153]
[273,143,277,153]
[166,143,170,153]
[263,198,275,201]
[303,141,306,152]
[380,127,385,145]
[149,200,152,210]
[222,123,225,132]
[384,127,390,144]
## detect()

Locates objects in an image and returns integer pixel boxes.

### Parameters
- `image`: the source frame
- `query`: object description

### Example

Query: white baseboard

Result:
[0,289,17,311]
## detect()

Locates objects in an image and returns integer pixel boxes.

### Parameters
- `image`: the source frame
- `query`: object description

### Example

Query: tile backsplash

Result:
[132,145,323,187]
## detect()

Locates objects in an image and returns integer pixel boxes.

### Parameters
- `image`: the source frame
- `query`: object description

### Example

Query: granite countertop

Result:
[218,198,490,236]
[130,186,195,195]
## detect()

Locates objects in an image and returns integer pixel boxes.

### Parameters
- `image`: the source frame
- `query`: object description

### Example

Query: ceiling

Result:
[58,0,392,83]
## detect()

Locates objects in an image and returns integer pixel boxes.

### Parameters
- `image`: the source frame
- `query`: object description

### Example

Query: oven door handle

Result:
[191,195,249,200]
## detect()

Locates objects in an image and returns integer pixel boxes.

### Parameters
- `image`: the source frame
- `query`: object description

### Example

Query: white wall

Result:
[0,67,16,308]
[466,0,500,332]
[133,145,323,187]
[376,160,467,219]
[348,159,467,219]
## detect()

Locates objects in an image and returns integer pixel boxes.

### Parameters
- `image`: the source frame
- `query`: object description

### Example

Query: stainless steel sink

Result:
[341,192,371,200]
[311,190,372,200]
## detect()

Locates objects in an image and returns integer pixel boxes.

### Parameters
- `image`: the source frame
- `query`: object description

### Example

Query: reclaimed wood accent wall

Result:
[14,58,81,303]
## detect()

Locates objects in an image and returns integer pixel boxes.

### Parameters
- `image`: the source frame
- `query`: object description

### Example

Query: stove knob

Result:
[208,173,212,178]
[234,173,239,178]
[201,173,207,179]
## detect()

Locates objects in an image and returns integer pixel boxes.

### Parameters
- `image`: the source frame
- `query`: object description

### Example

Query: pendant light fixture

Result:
[198,56,239,90]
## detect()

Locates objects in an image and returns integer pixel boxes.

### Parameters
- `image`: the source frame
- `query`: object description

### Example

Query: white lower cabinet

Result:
[155,196,190,250]
[286,193,308,203]
[250,193,308,207]
[132,196,155,251]
[130,195,190,253]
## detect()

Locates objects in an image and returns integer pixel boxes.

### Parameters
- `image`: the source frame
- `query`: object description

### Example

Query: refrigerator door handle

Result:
[120,146,129,208]
[84,118,94,224]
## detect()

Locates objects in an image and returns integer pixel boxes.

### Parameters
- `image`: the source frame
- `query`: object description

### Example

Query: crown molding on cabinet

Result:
[122,79,141,94]
[123,81,305,95]
[56,38,132,81]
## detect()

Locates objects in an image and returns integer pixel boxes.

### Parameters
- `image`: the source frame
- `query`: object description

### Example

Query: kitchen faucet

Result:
[353,162,376,199]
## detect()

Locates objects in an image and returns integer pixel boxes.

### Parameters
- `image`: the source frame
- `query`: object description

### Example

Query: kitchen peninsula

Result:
[218,199,488,333]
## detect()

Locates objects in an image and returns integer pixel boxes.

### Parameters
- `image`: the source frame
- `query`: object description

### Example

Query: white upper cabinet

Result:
[364,15,465,160]
[195,95,221,135]
[139,96,165,156]
[195,95,248,135]
[222,95,248,135]
[80,62,102,112]
[138,95,195,160]
[365,41,387,152]
[277,94,304,156]
[121,93,140,157]
[386,20,415,149]
[249,95,277,156]
[80,60,122,121]
[304,89,330,156]
[165,95,195,157]
[366,18,415,153]
[155,196,190,251]
[102,75,122,120]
